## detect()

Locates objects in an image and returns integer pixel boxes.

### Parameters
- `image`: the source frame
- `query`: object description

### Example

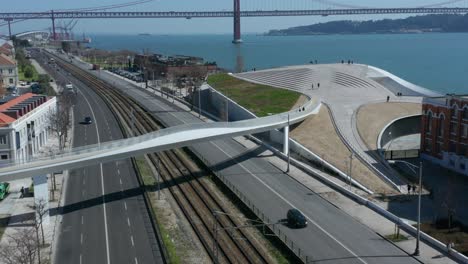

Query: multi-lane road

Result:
[62,55,422,263]
[32,51,162,264]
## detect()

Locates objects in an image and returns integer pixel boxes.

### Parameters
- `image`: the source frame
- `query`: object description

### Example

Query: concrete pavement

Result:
[234,64,435,191]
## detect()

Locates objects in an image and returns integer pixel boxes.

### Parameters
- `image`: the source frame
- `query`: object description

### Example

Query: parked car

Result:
[83,116,92,125]
[0,182,10,200]
[287,208,307,228]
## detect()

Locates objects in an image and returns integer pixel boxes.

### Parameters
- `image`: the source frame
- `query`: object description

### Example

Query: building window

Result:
[425,138,432,152]
[464,107,468,120]
[427,112,433,134]
[449,141,457,153]
[0,135,6,145]
[436,142,443,154]
[9,78,13,84]
[8,69,12,74]
[463,124,468,138]
[452,105,458,119]
[460,144,467,156]
[438,115,445,137]
[450,122,458,135]
[0,155,7,160]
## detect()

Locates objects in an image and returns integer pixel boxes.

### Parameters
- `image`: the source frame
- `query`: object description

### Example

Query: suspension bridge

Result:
[2,0,468,43]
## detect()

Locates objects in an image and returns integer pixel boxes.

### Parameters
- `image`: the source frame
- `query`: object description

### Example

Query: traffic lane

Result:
[77,78,138,264]
[56,92,107,264]
[115,159,162,263]
[204,139,419,264]
[77,71,159,263]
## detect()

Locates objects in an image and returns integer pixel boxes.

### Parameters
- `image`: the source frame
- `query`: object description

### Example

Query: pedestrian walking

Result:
[311,84,314,89]
[20,186,24,198]
[412,185,417,195]
[407,184,411,194]
[386,96,390,102]
[317,83,320,88]
[341,60,344,64]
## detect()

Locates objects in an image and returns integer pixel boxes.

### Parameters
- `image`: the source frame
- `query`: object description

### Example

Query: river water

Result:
[88,33,468,94]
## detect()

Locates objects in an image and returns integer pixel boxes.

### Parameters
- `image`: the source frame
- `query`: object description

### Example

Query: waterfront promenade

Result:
[235,63,439,192]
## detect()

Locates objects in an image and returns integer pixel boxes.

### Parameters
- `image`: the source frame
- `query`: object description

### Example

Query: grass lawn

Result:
[18,65,39,82]
[420,222,468,255]
[384,233,408,242]
[135,156,181,264]
[207,73,301,117]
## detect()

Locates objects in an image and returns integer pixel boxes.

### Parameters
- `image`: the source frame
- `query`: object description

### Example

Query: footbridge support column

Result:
[32,175,50,226]
[283,125,289,155]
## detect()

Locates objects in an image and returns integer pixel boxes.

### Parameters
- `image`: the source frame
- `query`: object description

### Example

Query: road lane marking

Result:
[120,178,122,185]
[130,235,134,247]
[81,215,83,225]
[80,254,82,264]
[127,217,131,227]
[124,202,128,211]
[80,233,83,245]
[212,142,368,264]
[117,169,120,175]
[78,89,111,264]
[135,257,138,264]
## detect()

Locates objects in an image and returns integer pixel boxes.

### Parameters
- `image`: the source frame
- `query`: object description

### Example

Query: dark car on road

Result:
[287,208,307,228]
[83,116,92,125]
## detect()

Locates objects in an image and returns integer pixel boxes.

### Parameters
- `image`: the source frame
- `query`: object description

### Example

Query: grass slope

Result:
[208,73,300,117]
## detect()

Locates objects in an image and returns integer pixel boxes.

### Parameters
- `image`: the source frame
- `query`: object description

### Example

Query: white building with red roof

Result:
[0,92,57,164]
[0,53,18,89]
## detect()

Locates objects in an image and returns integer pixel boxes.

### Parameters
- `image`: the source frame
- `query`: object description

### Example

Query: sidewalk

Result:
[0,117,71,264]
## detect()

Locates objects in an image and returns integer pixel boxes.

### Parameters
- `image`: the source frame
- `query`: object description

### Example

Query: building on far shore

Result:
[134,53,217,80]
[421,95,468,175]
[0,93,57,165]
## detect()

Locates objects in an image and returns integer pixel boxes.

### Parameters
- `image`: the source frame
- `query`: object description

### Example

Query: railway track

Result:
[53,54,274,264]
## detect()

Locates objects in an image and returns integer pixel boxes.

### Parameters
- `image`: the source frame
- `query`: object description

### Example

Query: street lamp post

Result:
[388,159,423,256]
[286,113,290,173]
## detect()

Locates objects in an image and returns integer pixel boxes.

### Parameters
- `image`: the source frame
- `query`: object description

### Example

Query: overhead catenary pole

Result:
[6,19,12,40]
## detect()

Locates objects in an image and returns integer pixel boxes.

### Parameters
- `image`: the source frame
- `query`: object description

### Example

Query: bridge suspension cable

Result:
[0,0,156,28]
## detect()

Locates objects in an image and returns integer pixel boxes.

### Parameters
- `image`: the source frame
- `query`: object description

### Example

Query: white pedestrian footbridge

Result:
[0,97,320,181]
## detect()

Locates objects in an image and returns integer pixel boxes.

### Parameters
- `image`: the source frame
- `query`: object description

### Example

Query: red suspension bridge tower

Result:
[233,0,242,43]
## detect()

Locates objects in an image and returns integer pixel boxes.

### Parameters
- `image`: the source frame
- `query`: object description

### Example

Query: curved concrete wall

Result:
[378,115,422,150]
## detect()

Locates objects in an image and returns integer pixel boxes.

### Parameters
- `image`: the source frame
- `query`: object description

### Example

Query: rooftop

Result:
[0,53,16,66]
[0,93,47,127]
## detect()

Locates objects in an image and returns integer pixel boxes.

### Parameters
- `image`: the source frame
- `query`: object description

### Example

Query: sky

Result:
[1,0,465,35]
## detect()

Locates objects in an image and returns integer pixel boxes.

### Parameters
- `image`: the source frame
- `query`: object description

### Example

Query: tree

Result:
[24,67,34,79]
[0,79,6,98]
[49,94,73,151]
[0,227,39,264]
[61,41,71,53]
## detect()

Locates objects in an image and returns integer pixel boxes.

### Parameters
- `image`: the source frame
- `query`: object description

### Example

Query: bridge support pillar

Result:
[232,0,242,44]
[6,19,12,40]
[51,10,56,41]
[283,125,289,155]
